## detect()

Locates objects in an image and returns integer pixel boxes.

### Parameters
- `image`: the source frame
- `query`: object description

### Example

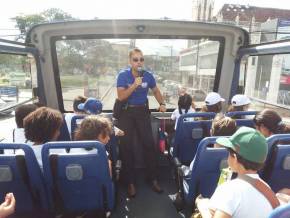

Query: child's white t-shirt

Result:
[209,174,273,218]
[171,108,195,130]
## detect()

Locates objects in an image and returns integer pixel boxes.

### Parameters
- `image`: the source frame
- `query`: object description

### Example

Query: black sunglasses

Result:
[132,57,144,62]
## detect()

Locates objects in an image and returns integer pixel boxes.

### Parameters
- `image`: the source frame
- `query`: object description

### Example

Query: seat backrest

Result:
[225,111,257,118]
[226,111,257,128]
[225,111,257,128]
[57,114,71,141]
[173,112,215,165]
[235,119,255,128]
[261,134,290,184]
[70,114,86,140]
[42,141,114,213]
[0,143,49,215]
[264,143,290,192]
[268,202,290,218]
[184,137,228,204]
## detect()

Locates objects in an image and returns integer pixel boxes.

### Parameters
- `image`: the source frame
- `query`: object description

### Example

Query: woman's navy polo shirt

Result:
[117,67,156,105]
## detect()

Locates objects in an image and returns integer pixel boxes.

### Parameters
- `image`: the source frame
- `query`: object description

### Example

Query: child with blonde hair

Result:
[74,115,113,176]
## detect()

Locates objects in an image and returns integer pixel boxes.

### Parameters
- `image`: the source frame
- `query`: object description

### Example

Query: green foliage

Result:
[8,9,120,79]
[42,8,73,22]
[11,14,45,39]
[11,8,74,40]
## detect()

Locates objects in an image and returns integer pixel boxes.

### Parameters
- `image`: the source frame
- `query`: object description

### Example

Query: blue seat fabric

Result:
[173,112,215,165]
[183,137,228,204]
[0,143,49,215]
[41,141,114,213]
[268,202,290,218]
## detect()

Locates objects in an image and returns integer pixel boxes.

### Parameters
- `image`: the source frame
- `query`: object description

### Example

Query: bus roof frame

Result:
[24,19,249,110]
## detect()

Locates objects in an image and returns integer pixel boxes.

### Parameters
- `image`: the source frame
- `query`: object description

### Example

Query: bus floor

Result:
[112,166,192,218]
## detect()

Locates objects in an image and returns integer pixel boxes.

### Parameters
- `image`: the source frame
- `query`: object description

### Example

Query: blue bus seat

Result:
[225,110,257,118]
[42,141,114,215]
[235,118,255,128]
[57,114,71,141]
[0,143,50,216]
[263,143,290,192]
[180,137,228,204]
[172,112,215,165]
[226,111,257,128]
[268,202,290,218]
[70,114,86,140]
[261,134,290,188]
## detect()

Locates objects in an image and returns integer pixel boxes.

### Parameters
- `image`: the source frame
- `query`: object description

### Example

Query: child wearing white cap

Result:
[200,92,225,117]
[227,94,251,119]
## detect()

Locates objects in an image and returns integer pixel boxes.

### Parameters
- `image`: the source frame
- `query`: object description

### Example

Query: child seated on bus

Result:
[23,107,64,168]
[77,97,124,136]
[253,109,290,182]
[227,94,252,119]
[210,114,237,144]
[254,109,290,138]
[65,95,88,139]
[171,93,195,130]
[196,127,276,218]
[73,115,113,177]
[4,104,38,143]
[200,92,225,119]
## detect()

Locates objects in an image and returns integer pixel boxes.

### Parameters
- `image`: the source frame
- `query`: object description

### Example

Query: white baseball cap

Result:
[205,92,225,106]
[231,94,251,106]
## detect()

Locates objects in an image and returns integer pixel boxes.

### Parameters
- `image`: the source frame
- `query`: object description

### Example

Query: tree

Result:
[42,8,73,22]
[11,8,74,40]
[11,14,46,40]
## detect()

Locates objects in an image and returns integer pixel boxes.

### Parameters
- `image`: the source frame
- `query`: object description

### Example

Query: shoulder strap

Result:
[238,174,280,209]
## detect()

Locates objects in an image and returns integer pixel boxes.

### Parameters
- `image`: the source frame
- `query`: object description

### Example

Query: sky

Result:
[1,0,290,38]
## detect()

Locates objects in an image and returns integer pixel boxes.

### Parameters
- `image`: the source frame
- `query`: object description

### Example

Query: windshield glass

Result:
[56,38,220,111]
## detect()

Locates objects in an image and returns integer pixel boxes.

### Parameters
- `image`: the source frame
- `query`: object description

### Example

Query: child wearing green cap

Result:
[196,127,278,218]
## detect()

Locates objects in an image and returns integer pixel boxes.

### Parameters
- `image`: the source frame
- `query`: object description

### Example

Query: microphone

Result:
[137,67,145,77]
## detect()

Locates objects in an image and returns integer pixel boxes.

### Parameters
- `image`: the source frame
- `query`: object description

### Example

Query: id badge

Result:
[141,82,148,88]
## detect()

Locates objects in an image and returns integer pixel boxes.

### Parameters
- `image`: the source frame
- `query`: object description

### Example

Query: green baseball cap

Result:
[216,126,268,163]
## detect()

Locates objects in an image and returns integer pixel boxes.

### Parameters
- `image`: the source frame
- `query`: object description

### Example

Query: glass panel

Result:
[244,54,290,115]
[56,38,220,110]
[0,53,36,114]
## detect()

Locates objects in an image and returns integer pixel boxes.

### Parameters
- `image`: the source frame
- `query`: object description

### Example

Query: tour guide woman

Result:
[116,48,166,198]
